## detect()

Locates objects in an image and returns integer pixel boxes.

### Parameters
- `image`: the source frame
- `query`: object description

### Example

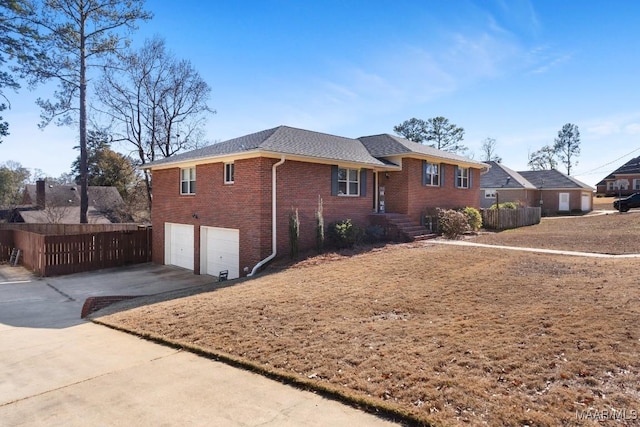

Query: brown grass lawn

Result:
[96,215,640,427]
[474,210,640,255]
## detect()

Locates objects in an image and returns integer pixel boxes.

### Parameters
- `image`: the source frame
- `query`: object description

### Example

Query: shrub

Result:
[490,201,518,210]
[327,219,364,249]
[315,196,325,253]
[364,224,385,243]
[462,207,482,231]
[289,208,300,259]
[438,209,470,239]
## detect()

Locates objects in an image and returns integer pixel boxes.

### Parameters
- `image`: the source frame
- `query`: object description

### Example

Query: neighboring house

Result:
[480,161,594,215]
[595,156,640,196]
[145,125,488,279]
[12,180,126,224]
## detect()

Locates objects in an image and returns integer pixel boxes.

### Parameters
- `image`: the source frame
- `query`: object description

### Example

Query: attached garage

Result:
[164,223,194,271]
[200,226,240,279]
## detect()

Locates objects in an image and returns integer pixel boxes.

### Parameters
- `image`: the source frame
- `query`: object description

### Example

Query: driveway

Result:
[0,263,397,426]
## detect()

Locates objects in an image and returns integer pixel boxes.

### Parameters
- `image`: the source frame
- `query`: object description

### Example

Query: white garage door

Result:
[201,226,239,279]
[165,223,194,271]
[581,193,591,212]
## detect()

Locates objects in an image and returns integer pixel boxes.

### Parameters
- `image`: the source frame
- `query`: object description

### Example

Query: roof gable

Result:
[358,134,486,167]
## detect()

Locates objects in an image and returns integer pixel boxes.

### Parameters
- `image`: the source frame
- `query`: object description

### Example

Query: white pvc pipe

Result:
[248,156,285,276]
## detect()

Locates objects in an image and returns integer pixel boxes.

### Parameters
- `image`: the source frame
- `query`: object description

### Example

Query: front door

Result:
[559,193,570,211]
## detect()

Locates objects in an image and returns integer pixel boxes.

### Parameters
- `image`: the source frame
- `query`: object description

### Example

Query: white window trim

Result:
[224,162,235,184]
[485,189,496,199]
[457,167,469,189]
[180,167,196,195]
[634,179,640,191]
[424,162,439,186]
[338,167,360,197]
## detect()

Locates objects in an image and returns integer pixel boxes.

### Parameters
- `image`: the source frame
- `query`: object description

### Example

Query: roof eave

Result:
[145,149,391,171]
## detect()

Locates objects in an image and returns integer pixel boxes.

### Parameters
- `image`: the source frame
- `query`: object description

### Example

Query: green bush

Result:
[462,206,482,231]
[490,202,518,210]
[438,209,469,239]
[326,219,364,249]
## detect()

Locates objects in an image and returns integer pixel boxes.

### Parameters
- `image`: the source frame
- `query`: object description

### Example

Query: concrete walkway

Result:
[0,264,397,426]
[430,239,640,258]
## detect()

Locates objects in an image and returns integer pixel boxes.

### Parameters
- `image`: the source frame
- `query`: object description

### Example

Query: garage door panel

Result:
[201,227,239,279]
[165,223,194,271]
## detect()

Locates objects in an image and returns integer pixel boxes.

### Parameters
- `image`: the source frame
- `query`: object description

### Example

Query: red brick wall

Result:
[274,160,374,258]
[152,158,375,277]
[379,158,481,223]
[151,158,272,277]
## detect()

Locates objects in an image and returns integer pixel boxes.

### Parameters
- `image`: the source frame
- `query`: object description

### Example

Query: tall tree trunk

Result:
[79,4,88,223]
[144,169,152,212]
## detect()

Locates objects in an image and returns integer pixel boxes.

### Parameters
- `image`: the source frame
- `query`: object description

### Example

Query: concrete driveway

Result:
[0,263,397,426]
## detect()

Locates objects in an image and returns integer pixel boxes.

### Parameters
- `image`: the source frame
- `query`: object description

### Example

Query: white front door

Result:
[165,223,194,271]
[559,193,570,211]
[581,193,591,212]
[201,226,240,279]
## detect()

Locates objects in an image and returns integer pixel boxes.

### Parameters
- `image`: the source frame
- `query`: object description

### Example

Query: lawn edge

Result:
[90,317,435,427]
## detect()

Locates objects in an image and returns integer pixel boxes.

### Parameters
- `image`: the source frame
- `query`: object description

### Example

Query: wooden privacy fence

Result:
[0,223,140,234]
[481,207,541,230]
[0,230,13,260]
[0,228,151,276]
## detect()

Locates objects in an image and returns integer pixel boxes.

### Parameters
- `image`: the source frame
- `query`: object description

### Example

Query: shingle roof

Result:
[147,126,387,168]
[480,162,594,190]
[146,126,487,169]
[24,184,124,208]
[358,134,487,166]
[596,156,640,186]
[518,169,593,190]
[480,161,536,189]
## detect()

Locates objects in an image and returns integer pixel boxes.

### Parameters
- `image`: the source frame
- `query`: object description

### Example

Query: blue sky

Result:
[3,0,640,187]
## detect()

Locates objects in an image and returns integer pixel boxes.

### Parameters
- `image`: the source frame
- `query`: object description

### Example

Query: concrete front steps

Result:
[370,213,437,242]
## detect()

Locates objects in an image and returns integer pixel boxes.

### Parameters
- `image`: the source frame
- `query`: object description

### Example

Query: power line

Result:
[574,145,640,176]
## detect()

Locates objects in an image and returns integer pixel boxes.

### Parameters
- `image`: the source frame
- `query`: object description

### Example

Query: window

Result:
[607,182,614,191]
[423,162,440,186]
[181,167,196,194]
[634,179,640,190]
[337,167,359,196]
[456,167,469,189]
[224,163,234,184]
[485,189,496,199]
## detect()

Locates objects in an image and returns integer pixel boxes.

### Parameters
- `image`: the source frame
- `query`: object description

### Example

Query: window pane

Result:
[348,169,358,181]
[337,168,347,181]
[190,181,196,193]
[338,182,347,195]
[182,181,188,194]
[349,182,358,195]
[190,168,196,180]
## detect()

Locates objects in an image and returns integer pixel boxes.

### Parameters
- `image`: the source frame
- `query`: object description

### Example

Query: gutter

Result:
[248,156,286,276]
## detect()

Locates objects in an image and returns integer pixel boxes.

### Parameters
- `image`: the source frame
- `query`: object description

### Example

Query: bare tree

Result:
[14,0,151,223]
[96,36,213,208]
[480,137,502,163]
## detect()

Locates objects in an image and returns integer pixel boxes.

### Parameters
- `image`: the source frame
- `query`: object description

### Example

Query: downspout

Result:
[248,156,286,276]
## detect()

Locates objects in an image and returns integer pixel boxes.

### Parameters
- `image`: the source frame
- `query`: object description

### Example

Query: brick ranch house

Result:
[596,156,640,196]
[146,126,488,279]
[480,161,594,215]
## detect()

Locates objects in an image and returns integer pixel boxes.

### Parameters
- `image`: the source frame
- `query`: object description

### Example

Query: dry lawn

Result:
[97,215,640,427]
[474,210,640,255]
